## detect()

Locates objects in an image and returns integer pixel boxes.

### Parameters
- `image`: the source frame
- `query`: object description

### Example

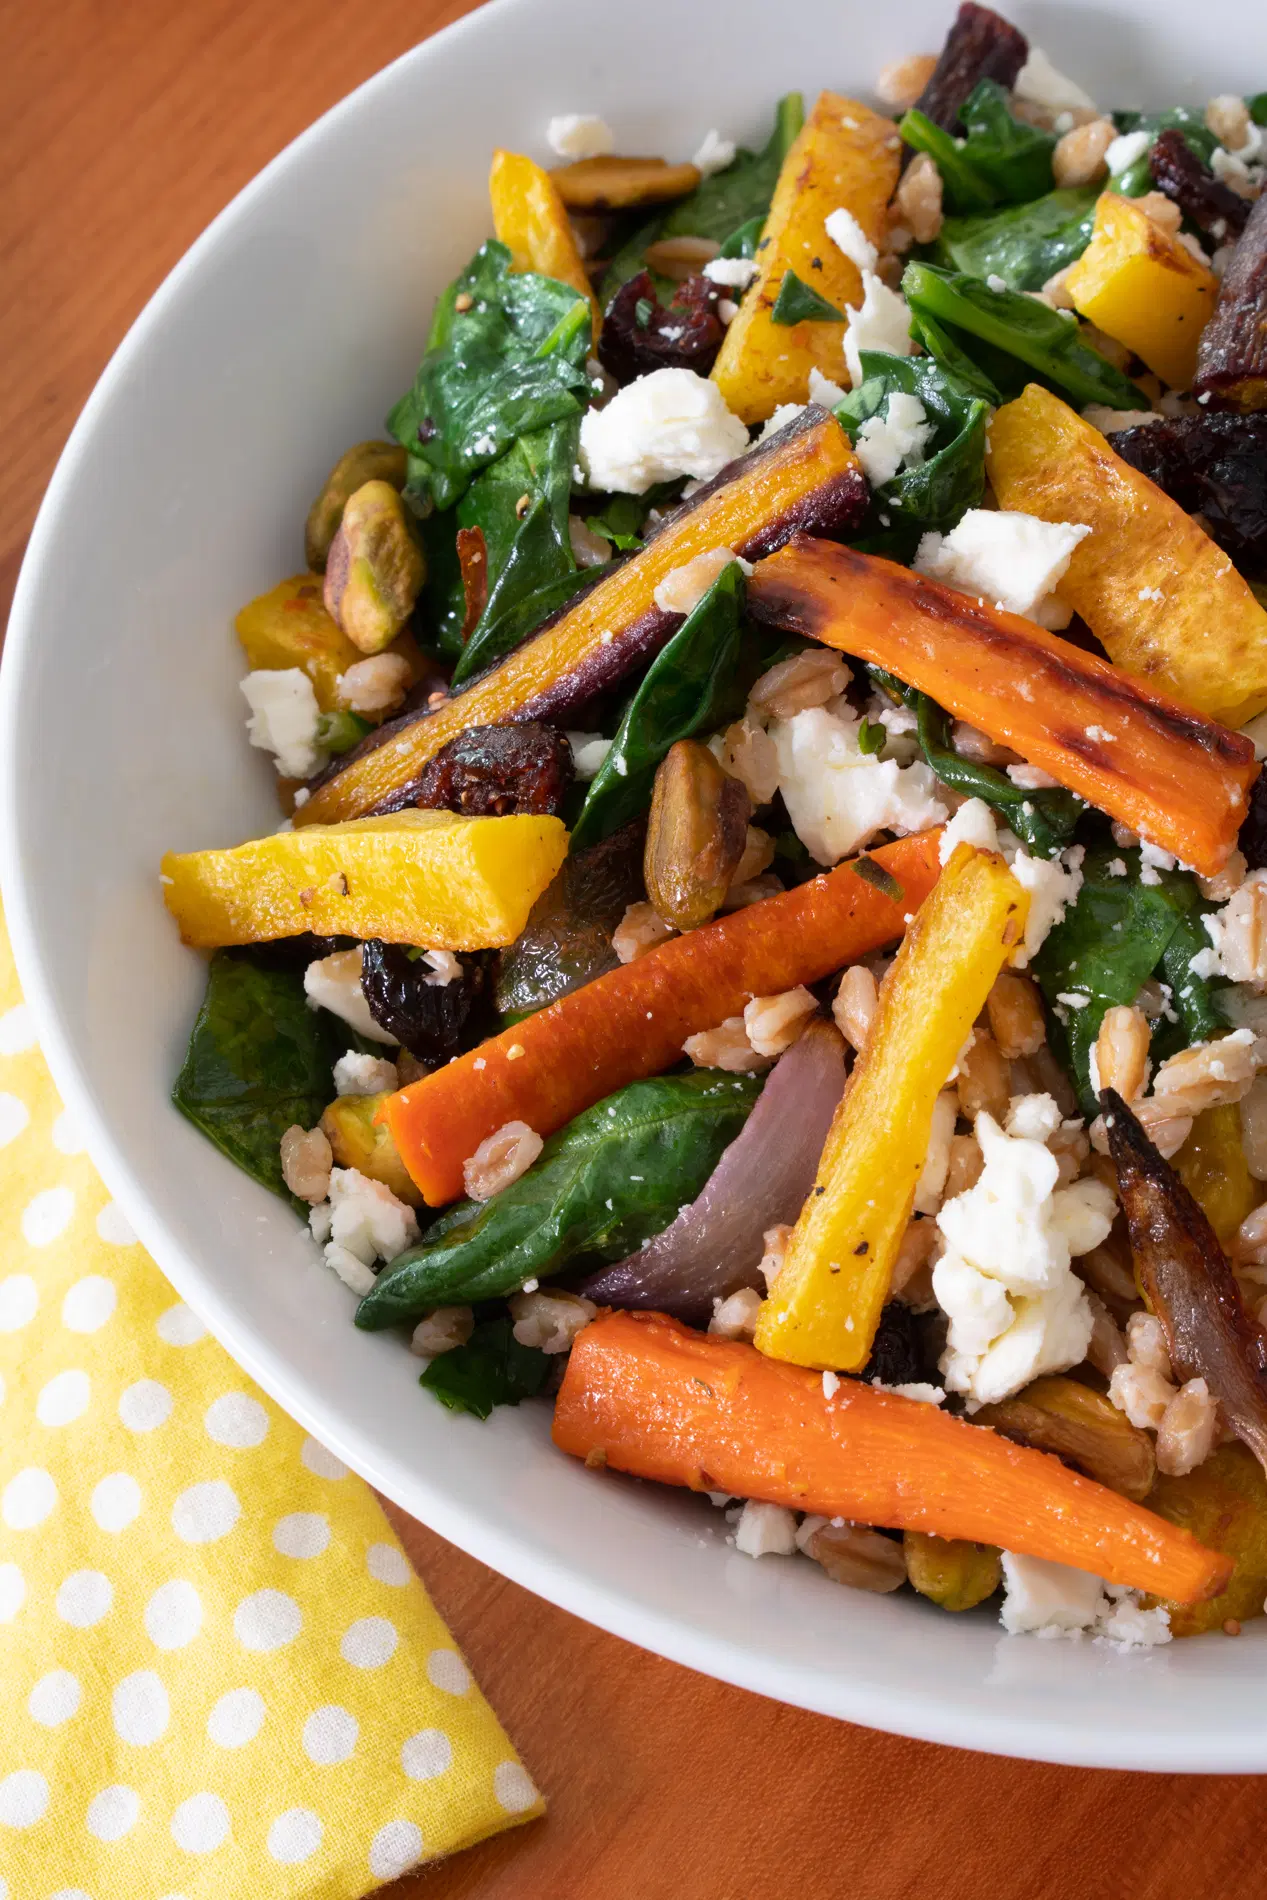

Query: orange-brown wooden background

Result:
[3,5,1265,1894]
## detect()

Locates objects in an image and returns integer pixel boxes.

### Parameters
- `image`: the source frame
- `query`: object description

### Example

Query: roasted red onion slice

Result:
[579,1019,846,1321]
[1103,1087,1267,1477]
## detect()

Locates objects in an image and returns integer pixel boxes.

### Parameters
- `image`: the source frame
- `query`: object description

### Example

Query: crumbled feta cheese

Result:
[938,797,999,864]
[1097,1587,1172,1647]
[1105,856,1127,877]
[734,1499,798,1558]
[308,1202,333,1245]
[1007,762,1060,791]
[999,1552,1105,1636]
[987,273,1009,294]
[853,392,933,488]
[304,949,397,1045]
[567,732,612,781]
[808,367,848,409]
[703,255,759,290]
[1056,991,1090,1010]
[822,1369,840,1400]
[934,1110,1114,1406]
[914,510,1091,620]
[843,271,915,387]
[769,704,948,865]
[692,128,736,175]
[240,668,327,780]
[579,368,748,494]
[1004,1092,1063,1142]
[324,1243,377,1295]
[325,1166,419,1269]
[870,1379,946,1405]
[1138,840,1177,887]
[825,205,878,274]
[1007,842,1085,967]
[1013,49,1096,113]
[546,113,614,160]
[1106,129,1150,174]
[332,1050,399,1097]
[421,949,462,986]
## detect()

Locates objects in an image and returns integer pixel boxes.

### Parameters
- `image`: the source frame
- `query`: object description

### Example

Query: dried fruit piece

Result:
[359,942,487,1066]
[1110,412,1267,571]
[324,480,427,655]
[975,1375,1157,1500]
[550,155,701,211]
[1195,193,1267,411]
[644,741,751,930]
[304,440,408,571]
[374,722,574,820]
[908,2,1028,134]
[1148,129,1250,242]
[495,821,646,1019]
[904,1531,1002,1610]
[598,271,725,386]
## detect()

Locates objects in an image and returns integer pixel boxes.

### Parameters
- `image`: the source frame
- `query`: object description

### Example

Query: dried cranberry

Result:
[910,2,1028,133]
[360,942,487,1064]
[598,271,726,386]
[1111,413,1267,570]
[862,1300,932,1388]
[1240,771,1267,870]
[1149,130,1249,241]
[373,721,574,817]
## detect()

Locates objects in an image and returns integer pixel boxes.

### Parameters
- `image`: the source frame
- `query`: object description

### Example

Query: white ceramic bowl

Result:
[4,0,1264,1771]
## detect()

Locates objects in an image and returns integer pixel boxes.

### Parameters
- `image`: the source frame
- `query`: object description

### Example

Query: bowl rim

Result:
[4,0,1264,1775]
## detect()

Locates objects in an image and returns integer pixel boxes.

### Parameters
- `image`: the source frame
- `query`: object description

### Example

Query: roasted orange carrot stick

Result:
[748,533,1258,876]
[383,829,941,1205]
[554,1311,1233,1604]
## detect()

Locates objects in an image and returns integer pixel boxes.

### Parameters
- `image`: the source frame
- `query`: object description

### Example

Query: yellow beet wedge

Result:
[1066,192,1217,394]
[235,574,423,715]
[710,91,901,424]
[755,844,1028,1374]
[489,149,601,328]
[987,383,1267,726]
[161,810,568,951]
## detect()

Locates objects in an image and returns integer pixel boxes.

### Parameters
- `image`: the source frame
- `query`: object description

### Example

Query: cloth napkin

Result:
[0,901,543,1897]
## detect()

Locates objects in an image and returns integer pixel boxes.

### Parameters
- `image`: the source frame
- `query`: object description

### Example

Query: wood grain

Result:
[3,5,1265,1895]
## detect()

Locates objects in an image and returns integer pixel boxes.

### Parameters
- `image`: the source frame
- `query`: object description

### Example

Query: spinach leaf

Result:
[570,562,747,850]
[356,1071,762,1328]
[1250,94,1267,129]
[908,310,1003,405]
[835,352,989,540]
[770,272,845,325]
[720,214,765,259]
[584,490,660,550]
[316,709,372,755]
[1033,848,1227,1114]
[899,110,997,214]
[418,1316,551,1420]
[956,80,1057,204]
[932,187,1098,292]
[1109,108,1219,198]
[450,416,580,685]
[602,93,804,300]
[902,261,1150,411]
[388,241,591,513]
[173,953,342,1206]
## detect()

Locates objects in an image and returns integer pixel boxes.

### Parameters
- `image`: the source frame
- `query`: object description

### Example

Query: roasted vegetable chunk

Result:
[1065,193,1217,394]
[1195,191,1267,410]
[360,940,487,1064]
[495,820,646,1018]
[1110,412,1267,573]
[598,271,725,386]
[374,722,574,819]
[975,1376,1156,1500]
[235,575,419,714]
[908,2,1028,134]
[550,155,701,212]
[320,1090,423,1207]
[489,148,600,326]
[1148,1445,1267,1636]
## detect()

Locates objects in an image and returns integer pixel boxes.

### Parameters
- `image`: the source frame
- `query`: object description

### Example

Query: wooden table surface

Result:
[4,4,1266,1894]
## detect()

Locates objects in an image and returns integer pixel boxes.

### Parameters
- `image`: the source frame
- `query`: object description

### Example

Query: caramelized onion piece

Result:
[578,1019,847,1320]
[1103,1087,1267,1477]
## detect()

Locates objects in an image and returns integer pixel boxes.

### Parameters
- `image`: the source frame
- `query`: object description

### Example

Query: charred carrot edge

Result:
[748,533,1258,876]
[555,1311,1233,1605]
[382,829,941,1205]
[296,412,867,827]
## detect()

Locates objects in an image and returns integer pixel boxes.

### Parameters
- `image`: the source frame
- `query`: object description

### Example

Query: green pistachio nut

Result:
[304,441,408,571]
[323,479,426,654]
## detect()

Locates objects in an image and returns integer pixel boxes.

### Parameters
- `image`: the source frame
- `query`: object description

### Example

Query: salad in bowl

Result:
[160,0,1267,1647]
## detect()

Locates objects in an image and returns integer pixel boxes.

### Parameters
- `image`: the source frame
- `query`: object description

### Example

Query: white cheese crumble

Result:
[692,128,736,175]
[769,704,948,865]
[240,668,327,780]
[938,796,1000,864]
[733,1499,798,1558]
[825,205,878,274]
[934,1111,1114,1407]
[546,113,614,160]
[1013,49,1096,113]
[853,391,933,488]
[936,802,1084,966]
[1106,129,1151,175]
[567,731,612,781]
[870,1380,946,1405]
[1000,1553,1171,1645]
[756,401,808,442]
[843,271,916,387]
[332,1050,398,1097]
[808,366,848,408]
[1138,840,1177,886]
[1007,762,1060,791]
[579,368,748,494]
[703,255,759,290]
[914,510,1091,621]
[304,949,398,1046]
[323,1166,419,1272]
[1201,872,1267,982]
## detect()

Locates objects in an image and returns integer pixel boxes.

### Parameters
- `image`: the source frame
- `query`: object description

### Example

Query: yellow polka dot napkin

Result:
[0,901,543,1898]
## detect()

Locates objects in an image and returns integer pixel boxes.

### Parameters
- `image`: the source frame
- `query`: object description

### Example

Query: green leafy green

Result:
[172,954,345,1207]
[1109,108,1219,197]
[388,241,591,514]
[584,490,660,551]
[570,562,747,850]
[908,310,1003,405]
[356,1072,762,1329]
[770,271,845,325]
[933,187,1098,292]
[902,261,1150,411]
[719,214,765,259]
[899,109,996,214]
[1033,848,1227,1114]
[957,80,1057,203]
[602,94,804,300]
[835,351,989,543]
[418,1317,551,1420]
[315,709,373,755]
[1249,94,1267,129]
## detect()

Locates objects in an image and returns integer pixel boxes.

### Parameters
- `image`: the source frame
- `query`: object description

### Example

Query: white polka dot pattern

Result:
[0,907,541,1893]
